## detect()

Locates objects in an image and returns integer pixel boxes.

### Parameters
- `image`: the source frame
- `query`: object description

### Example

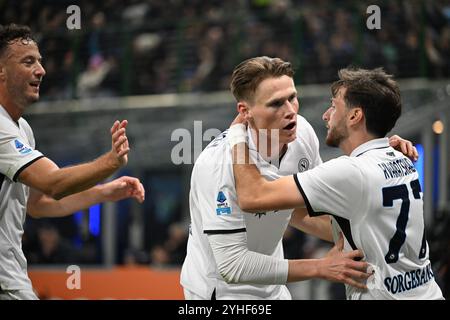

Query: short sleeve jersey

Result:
[295,138,443,300]
[0,105,43,290]
[181,115,322,299]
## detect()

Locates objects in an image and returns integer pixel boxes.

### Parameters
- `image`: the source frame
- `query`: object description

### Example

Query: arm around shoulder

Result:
[236,173,305,212]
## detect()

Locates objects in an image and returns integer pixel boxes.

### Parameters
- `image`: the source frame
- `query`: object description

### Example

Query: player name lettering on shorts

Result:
[378,158,416,180]
[384,263,434,295]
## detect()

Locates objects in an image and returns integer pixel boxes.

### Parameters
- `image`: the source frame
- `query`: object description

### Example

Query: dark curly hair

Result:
[0,24,35,58]
[331,67,402,138]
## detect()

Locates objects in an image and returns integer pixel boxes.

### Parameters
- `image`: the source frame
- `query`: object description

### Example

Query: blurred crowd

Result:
[1,0,449,100]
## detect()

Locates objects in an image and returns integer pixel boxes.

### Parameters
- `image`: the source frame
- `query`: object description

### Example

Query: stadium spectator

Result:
[1,0,448,98]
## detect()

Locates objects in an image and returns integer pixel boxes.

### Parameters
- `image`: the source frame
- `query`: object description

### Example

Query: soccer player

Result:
[0,24,145,300]
[229,67,444,300]
[180,56,416,300]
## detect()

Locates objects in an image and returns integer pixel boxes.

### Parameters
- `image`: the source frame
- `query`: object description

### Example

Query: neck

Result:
[339,130,378,156]
[0,91,23,121]
[250,126,287,162]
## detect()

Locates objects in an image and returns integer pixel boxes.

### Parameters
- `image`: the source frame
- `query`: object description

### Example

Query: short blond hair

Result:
[230,56,294,103]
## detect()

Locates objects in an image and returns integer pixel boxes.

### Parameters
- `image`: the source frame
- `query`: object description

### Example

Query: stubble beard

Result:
[325,126,347,148]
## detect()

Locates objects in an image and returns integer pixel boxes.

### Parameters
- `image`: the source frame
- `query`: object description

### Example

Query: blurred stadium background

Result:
[1,0,449,299]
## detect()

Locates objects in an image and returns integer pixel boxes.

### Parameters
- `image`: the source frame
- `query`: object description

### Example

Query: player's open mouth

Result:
[283,122,296,131]
[29,81,40,90]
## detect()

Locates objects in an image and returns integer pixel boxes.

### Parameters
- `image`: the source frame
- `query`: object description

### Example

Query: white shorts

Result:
[183,288,209,300]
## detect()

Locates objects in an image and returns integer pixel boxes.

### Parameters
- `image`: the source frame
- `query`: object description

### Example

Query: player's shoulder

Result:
[202,130,230,155]
[295,114,318,141]
[296,114,315,133]
[193,130,231,169]
[0,116,22,141]
[18,117,32,128]
[19,118,34,135]
[320,155,362,175]
[0,111,14,131]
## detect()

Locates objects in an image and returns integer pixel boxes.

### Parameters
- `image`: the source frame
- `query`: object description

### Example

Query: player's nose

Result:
[322,107,331,121]
[284,100,297,118]
[35,62,46,78]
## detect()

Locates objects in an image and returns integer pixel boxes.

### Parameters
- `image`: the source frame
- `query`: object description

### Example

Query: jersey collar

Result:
[350,137,390,157]
[0,104,21,128]
[247,126,289,166]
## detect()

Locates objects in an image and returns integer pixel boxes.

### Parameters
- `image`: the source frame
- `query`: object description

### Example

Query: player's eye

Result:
[22,58,35,65]
[269,100,284,108]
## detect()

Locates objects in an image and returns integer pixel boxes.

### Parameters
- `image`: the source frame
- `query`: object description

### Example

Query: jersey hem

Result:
[204,228,246,234]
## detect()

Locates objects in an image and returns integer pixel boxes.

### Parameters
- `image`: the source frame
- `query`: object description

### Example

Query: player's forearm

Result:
[209,232,289,285]
[287,259,322,282]
[232,143,269,212]
[289,209,333,242]
[28,186,103,218]
[46,152,120,199]
[229,125,302,212]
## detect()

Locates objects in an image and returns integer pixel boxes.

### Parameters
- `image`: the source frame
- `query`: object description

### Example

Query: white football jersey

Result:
[0,105,43,290]
[295,138,443,300]
[181,115,322,299]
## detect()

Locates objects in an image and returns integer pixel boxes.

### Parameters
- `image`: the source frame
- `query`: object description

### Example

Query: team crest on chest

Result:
[298,158,310,172]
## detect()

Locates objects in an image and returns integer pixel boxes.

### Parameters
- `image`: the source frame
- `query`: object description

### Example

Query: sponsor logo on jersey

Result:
[216,191,231,215]
[298,158,310,172]
[14,139,32,155]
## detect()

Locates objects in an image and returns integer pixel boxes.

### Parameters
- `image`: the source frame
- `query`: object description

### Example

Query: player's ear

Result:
[237,102,252,121]
[349,107,363,125]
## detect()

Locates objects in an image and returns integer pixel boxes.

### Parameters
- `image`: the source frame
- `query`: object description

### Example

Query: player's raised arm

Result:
[229,121,304,212]
[18,120,130,200]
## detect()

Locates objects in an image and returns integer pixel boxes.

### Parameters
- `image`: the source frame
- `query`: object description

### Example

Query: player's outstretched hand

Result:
[318,233,371,290]
[99,176,145,203]
[110,120,130,167]
[389,135,418,161]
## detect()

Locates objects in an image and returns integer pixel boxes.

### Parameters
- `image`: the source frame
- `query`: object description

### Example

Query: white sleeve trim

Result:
[0,141,43,181]
[208,231,288,285]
